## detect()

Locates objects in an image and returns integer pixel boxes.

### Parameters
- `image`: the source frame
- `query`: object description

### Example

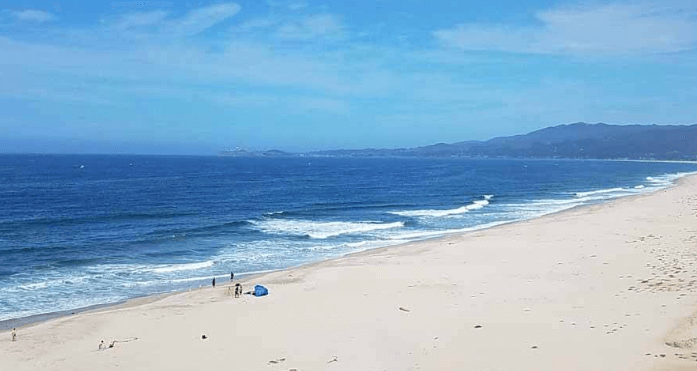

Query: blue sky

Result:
[1,0,696,154]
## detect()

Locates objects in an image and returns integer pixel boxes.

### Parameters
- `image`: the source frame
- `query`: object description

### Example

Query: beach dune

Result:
[3,176,697,370]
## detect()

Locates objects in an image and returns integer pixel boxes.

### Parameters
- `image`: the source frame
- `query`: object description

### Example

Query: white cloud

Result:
[1,1,694,134]
[237,17,278,31]
[0,32,392,100]
[104,4,240,37]
[114,11,169,30]
[276,14,344,40]
[434,1,697,55]
[266,0,308,10]
[11,9,56,23]
[165,3,241,36]
[288,2,309,10]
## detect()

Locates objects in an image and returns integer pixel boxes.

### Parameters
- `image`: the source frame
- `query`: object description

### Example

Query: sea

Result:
[1,154,696,323]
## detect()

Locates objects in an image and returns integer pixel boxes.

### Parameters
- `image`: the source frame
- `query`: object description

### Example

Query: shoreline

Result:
[2,172,693,333]
[3,174,697,370]
[0,268,281,331]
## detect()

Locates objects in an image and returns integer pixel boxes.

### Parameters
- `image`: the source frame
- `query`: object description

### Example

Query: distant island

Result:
[219,148,293,158]
[220,123,697,161]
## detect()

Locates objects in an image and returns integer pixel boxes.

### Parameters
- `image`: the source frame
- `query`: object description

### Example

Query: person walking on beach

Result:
[11,328,16,341]
[212,277,216,287]
[235,283,242,298]
[230,271,234,281]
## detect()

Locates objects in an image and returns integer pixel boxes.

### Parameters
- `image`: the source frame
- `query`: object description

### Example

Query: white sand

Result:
[3,175,697,370]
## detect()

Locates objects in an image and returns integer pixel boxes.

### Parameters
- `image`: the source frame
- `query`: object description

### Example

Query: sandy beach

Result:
[2,175,697,371]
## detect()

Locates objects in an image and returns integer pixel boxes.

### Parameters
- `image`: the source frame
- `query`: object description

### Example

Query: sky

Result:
[0,0,696,154]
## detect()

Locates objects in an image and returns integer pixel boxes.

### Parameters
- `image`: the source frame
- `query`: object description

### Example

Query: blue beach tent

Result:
[254,285,268,297]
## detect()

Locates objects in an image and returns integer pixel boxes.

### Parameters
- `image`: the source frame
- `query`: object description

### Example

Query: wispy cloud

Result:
[165,2,241,36]
[237,17,278,31]
[267,0,309,10]
[275,14,344,40]
[103,3,241,37]
[434,1,697,55]
[1,0,695,152]
[113,10,170,30]
[288,2,309,11]
[10,9,56,23]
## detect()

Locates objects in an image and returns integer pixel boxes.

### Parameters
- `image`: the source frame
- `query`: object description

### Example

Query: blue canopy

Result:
[254,285,268,297]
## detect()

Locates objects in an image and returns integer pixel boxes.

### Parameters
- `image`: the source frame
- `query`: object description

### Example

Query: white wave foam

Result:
[128,273,252,288]
[390,196,492,217]
[533,198,588,206]
[575,171,697,200]
[306,244,345,251]
[307,239,411,252]
[389,229,453,240]
[0,294,128,322]
[511,193,610,211]
[504,176,676,220]
[646,172,697,187]
[500,197,597,220]
[120,280,160,288]
[391,205,470,217]
[345,241,371,248]
[167,276,219,284]
[12,275,94,292]
[251,219,405,239]
[148,261,215,274]
[17,281,49,290]
[574,187,626,197]
[165,268,288,284]
[389,221,512,241]
[468,200,490,210]
[344,239,411,251]
[647,174,677,186]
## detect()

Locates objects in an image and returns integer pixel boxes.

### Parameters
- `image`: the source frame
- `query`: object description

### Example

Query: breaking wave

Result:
[389,195,493,217]
[575,187,627,197]
[250,219,405,239]
[147,261,215,274]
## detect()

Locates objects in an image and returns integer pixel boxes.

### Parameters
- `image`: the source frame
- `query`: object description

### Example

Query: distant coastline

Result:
[220,151,697,163]
[221,122,697,161]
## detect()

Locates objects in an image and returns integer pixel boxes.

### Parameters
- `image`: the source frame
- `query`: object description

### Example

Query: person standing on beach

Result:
[11,328,16,341]
[230,271,234,281]
[212,277,216,287]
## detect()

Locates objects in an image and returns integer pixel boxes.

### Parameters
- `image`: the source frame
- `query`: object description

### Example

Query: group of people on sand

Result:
[7,269,247,351]
[212,271,243,298]
[8,271,248,350]
[230,271,243,297]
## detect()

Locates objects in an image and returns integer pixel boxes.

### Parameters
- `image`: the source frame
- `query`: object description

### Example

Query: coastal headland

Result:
[2,176,697,370]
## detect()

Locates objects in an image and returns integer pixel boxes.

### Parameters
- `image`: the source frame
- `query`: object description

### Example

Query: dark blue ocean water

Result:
[1,154,696,321]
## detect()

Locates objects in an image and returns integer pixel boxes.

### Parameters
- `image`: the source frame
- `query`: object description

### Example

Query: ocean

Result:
[1,154,696,322]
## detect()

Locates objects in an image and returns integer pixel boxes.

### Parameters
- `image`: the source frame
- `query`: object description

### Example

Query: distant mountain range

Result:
[220,123,697,161]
